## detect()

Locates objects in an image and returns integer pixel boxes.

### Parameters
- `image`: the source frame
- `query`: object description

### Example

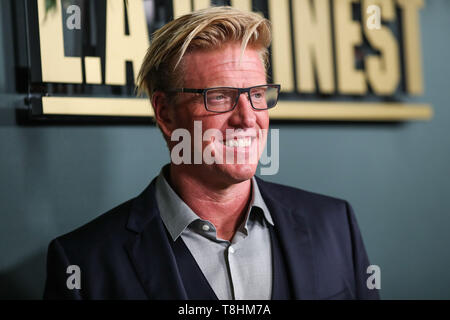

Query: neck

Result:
[168,164,252,241]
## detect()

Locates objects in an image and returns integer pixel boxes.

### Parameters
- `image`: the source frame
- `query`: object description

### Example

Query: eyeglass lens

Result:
[205,86,278,112]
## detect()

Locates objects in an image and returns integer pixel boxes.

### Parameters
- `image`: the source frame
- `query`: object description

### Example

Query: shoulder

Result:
[256,176,350,212]
[255,177,355,232]
[52,198,136,254]
[48,175,161,261]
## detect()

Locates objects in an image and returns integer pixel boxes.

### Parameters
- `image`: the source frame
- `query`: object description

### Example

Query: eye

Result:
[212,94,225,101]
[251,90,265,100]
[207,90,233,105]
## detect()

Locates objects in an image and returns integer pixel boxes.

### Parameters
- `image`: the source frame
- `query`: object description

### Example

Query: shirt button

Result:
[229,246,235,254]
[202,224,210,232]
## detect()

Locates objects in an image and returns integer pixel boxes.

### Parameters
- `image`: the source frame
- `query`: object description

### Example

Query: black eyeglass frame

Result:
[166,84,281,113]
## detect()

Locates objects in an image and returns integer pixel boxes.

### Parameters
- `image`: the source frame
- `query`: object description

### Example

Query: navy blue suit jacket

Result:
[43,176,379,300]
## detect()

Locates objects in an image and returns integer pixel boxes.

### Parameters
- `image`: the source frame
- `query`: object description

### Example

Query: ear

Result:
[152,91,176,139]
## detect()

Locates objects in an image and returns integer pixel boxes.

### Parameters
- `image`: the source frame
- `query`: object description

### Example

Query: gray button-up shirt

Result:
[155,167,274,300]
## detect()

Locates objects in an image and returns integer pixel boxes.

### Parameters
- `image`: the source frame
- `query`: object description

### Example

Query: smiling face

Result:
[166,42,270,186]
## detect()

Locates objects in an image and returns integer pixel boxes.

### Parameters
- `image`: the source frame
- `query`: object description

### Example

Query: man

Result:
[44,6,379,300]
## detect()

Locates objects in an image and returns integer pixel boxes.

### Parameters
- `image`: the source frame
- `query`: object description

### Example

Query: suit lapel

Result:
[170,237,218,300]
[269,223,292,299]
[125,179,188,299]
[256,177,317,300]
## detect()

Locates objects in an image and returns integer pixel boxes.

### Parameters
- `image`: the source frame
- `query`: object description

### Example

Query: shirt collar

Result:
[251,175,274,227]
[155,165,274,242]
[155,166,199,241]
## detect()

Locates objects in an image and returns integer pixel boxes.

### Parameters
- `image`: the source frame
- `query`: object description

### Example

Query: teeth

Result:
[224,137,252,148]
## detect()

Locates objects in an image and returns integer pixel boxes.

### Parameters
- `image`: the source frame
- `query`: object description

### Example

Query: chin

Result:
[200,134,265,185]
[215,163,257,184]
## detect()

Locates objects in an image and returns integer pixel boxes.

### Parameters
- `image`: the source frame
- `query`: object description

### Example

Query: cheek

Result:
[257,111,270,129]
[177,113,229,143]
[173,97,205,126]
[173,105,203,130]
[201,113,230,130]
[173,114,190,132]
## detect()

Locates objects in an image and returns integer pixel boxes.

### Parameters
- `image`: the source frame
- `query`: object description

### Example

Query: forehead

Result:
[182,43,266,87]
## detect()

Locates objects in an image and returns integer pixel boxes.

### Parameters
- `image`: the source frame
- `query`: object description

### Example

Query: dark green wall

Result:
[1,0,450,299]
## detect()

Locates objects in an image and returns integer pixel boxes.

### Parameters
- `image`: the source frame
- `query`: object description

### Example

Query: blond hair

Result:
[136,6,272,101]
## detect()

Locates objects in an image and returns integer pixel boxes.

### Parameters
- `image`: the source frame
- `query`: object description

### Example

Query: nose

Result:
[229,92,257,128]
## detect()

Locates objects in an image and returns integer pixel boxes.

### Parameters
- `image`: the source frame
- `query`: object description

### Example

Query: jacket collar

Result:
[255,176,317,299]
[125,177,159,234]
[125,178,188,299]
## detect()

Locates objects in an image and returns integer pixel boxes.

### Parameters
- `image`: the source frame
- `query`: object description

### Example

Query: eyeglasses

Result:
[167,84,281,113]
